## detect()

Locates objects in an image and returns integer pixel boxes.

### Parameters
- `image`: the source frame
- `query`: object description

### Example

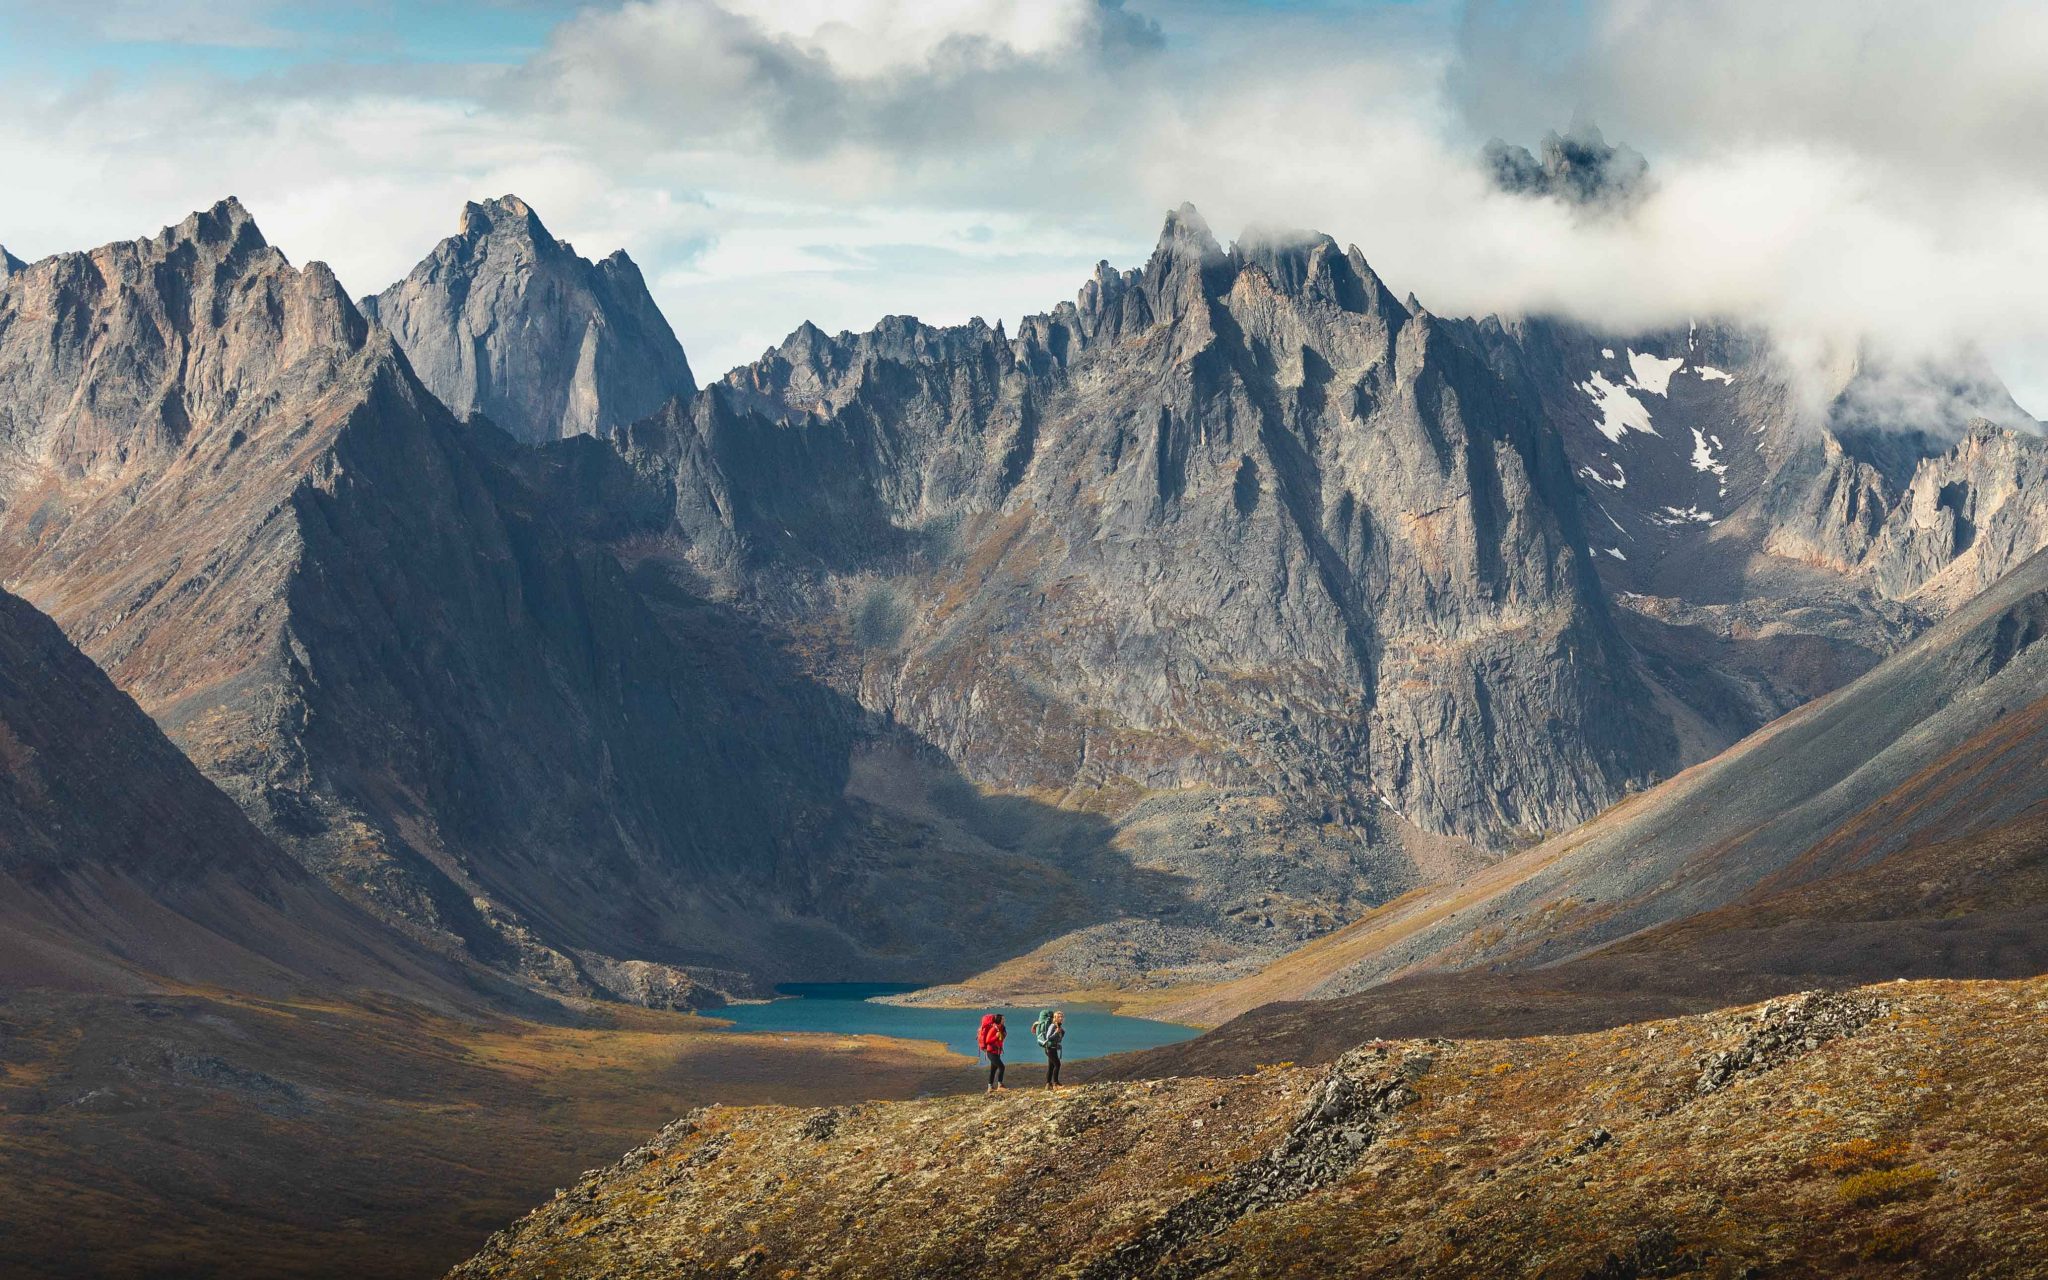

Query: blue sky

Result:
[0,0,2041,412]
[0,1,1434,76]
[0,2,573,74]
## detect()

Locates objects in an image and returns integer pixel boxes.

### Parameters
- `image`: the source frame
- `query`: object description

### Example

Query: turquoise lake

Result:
[707,983,1199,1062]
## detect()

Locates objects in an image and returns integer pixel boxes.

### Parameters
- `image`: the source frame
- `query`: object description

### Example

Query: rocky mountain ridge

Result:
[535,205,1708,993]
[0,199,1103,1008]
[7,193,2044,1012]
[348,194,2048,1002]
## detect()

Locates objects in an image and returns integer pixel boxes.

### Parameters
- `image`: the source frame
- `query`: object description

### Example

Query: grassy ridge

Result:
[450,976,2048,1279]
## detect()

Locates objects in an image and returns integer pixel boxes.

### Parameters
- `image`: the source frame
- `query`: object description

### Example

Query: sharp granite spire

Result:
[363,195,696,444]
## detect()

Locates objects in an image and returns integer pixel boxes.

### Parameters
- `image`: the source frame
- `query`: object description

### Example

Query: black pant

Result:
[1045,1048,1062,1085]
[987,1052,1004,1086]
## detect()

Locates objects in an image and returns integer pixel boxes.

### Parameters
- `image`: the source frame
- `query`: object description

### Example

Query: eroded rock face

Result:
[1869,421,2048,603]
[1472,315,2047,749]
[1760,433,1899,572]
[645,207,1673,854]
[363,195,695,443]
[0,200,933,1000]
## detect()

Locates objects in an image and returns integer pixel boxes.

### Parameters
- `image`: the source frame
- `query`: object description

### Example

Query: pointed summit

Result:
[167,196,266,252]
[1154,202,1222,260]
[0,245,24,282]
[1232,226,1337,293]
[457,194,553,249]
[364,195,695,443]
[1137,202,1231,327]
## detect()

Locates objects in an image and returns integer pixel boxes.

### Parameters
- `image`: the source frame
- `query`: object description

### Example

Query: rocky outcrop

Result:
[0,246,23,282]
[363,195,695,443]
[1760,432,1898,571]
[1869,420,2048,602]
[1075,1043,1425,1280]
[1690,990,1889,1097]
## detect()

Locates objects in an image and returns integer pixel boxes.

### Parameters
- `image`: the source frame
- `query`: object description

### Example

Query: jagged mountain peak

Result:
[1153,200,1222,259]
[462,192,538,227]
[1963,414,2039,442]
[364,195,695,442]
[1229,226,1410,322]
[159,195,266,253]
[0,201,376,508]
[455,192,566,258]
[0,245,25,280]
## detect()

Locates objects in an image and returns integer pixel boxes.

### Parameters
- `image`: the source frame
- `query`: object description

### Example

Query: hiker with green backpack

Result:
[1032,1009,1066,1088]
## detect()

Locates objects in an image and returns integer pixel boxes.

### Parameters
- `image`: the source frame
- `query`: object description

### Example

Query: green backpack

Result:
[1031,1010,1055,1048]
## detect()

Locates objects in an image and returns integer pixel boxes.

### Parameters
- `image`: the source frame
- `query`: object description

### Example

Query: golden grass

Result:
[0,984,969,1280]
[454,976,2048,1279]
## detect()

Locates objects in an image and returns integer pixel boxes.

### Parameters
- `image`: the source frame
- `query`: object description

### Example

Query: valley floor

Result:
[452,975,2048,1279]
[0,989,967,1280]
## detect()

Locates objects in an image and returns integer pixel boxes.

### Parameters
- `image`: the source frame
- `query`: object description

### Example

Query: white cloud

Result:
[0,0,2042,414]
[723,0,1118,76]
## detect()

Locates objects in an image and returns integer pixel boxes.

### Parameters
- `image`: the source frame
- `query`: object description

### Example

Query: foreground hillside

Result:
[0,577,967,1280]
[453,977,2048,1279]
[1104,810,2048,1078]
[0,987,964,1280]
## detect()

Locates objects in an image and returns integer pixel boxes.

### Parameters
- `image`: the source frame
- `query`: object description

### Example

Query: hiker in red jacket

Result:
[978,1013,1007,1092]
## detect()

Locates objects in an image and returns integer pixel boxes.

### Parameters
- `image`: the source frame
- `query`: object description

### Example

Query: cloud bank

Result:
[0,0,2041,415]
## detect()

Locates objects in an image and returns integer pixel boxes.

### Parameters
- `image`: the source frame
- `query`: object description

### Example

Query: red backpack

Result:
[977,1015,1004,1053]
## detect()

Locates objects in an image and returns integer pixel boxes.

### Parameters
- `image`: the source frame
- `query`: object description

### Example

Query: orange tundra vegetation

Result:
[452,976,2048,1278]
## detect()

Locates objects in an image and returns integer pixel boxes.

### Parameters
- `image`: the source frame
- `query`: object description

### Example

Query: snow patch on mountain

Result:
[1579,371,1658,441]
[1579,461,1627,489]
[1654,504,1718,526]
[1690,428,1729,478]
[1627,349,1686,396]
[1696,365,1735,384]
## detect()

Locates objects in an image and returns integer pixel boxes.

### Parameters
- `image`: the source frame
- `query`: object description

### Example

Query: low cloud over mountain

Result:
[2,1,2043,413]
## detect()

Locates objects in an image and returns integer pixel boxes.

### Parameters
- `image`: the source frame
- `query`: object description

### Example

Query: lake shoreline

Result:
[706,982,1201,1062]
